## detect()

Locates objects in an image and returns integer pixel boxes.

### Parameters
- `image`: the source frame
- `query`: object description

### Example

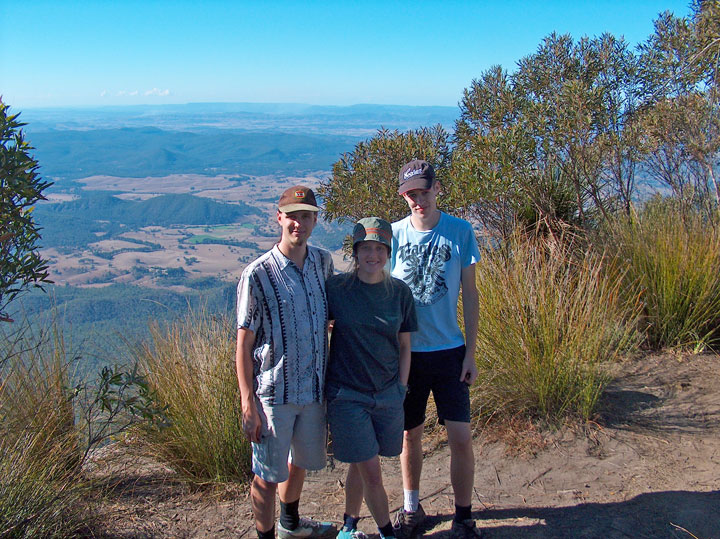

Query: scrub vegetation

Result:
[0,318,160,538]
[604,197,720,351]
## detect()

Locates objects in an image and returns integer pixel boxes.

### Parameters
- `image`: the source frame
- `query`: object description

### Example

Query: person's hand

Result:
[241,401,262,443]
[459,353,478,386]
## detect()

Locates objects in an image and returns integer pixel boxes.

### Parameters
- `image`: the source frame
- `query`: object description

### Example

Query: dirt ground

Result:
[91,351,720,539]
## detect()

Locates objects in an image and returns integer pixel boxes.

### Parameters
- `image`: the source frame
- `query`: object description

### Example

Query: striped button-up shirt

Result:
[237,244,334,405]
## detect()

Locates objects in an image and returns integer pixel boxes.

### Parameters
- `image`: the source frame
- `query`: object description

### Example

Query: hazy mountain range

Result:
[21,102,458,180]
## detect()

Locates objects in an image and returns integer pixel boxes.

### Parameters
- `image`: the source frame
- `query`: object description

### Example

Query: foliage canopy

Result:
[322,3,720,240]
[0,102,52,322]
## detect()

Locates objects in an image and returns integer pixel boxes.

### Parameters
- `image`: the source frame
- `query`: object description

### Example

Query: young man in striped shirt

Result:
[236,186,336,539]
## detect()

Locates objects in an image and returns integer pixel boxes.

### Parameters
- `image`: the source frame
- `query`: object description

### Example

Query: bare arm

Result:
[398,331,412,386]
[236,327,262,443]
[459,263,479,385]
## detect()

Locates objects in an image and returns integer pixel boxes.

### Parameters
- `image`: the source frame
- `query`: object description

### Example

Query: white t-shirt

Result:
[391,212,480,352]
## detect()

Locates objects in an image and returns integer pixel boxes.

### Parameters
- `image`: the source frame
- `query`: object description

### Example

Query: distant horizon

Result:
[15,101,460,112]
[1,1,691,109]
[14,102,458,110]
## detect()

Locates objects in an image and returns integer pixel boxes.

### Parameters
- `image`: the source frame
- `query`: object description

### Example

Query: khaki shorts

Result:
[251,400,327,483]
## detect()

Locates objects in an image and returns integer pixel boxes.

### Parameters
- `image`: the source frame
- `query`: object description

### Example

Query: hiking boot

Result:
[392,503,426,538]
[450,519,482,539]
[278,517,338,539]
[337,527,368,539]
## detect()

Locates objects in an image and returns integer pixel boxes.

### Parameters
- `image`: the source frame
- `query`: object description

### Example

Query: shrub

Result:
[135,310,251,483]
[606,197,720,350]
[472,232,640,422]
[0,101,53,323]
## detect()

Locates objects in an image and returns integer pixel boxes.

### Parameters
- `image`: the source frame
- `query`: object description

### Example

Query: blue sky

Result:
[1,1,691,109]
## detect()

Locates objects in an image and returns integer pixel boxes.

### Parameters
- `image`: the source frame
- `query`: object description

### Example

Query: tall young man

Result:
[390,161,483,538]
[236,186,337,539]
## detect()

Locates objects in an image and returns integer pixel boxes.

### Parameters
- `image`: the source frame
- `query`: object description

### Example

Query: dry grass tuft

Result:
[471,230,641,423]
[134,309,252,483]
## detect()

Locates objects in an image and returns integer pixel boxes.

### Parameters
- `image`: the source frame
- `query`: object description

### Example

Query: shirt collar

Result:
[272,244,315,271]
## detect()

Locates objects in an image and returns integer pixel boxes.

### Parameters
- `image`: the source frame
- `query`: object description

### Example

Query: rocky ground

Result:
[91,351,720,538]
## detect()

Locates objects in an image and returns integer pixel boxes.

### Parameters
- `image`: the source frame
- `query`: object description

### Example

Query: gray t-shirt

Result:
[326,274,417,394]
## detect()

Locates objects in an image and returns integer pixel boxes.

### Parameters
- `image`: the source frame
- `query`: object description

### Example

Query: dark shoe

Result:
[450,519,482,539]
[393,503,426,538]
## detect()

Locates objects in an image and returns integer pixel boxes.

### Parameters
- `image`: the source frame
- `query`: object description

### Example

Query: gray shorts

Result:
[327,382,407,463]
[252,400,327,483]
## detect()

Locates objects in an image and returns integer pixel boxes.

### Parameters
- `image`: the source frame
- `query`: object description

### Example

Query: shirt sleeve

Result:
[399,282,418,333]
[327,252,335,277]
[461,221,481,268]
[326,278,336,320]
[237,268,261,332]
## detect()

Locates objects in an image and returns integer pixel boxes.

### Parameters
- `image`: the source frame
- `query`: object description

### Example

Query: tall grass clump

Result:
[0,325,89,538]
[135,309,251,483]
[473,231,641,422]
[606,197,720,351]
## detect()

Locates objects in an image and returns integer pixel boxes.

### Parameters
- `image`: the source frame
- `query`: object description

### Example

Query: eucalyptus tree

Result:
[636,5,720,209]
[319,126,452,224]
[0,102,52,323]
[453,32,641,239]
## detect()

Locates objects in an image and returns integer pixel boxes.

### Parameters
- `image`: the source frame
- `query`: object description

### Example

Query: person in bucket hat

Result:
[236,185,336,539]
[391,161,484,538]
[325,217,417,539]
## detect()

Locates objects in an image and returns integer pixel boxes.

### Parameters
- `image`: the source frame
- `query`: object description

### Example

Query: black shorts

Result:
[404,345,471,430]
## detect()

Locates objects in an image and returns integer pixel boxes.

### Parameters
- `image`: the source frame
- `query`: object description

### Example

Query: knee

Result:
[363,470,384,489]
[252,475,278,498]
[447,426,473,454]
[403,425,423,447]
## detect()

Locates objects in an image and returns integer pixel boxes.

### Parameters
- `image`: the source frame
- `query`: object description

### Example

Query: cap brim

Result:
[278,203,319,213]
[398,178,434,195]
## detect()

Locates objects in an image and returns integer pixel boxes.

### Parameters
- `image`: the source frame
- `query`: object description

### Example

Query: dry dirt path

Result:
[94,352,720,538]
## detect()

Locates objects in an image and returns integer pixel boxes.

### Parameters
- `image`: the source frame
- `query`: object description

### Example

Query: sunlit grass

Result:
[0,324,90,538]
[471,231,641,422]
[606,198,720,351]
[134,309,252,483]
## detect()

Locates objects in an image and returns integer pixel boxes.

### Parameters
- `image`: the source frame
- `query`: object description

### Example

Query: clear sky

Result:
[0,0,691,109]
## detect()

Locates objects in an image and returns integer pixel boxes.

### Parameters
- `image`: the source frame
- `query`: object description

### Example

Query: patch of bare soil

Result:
[90,352,720,538]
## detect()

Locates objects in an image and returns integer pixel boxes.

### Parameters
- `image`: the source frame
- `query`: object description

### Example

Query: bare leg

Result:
[400,424,424,491]
[445,420,474,507]
[356,455,391,527]
[278,462,306,504]
[252,475,278,532]
[344,463,364,519]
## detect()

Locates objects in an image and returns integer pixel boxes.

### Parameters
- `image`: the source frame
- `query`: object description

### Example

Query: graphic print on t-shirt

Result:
[396,243,452,305]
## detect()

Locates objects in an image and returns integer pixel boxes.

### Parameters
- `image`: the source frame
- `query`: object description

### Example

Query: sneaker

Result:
[450,519,482,539]
[337,527,367,539]
[393,503,426,538]
[278,517,338,539]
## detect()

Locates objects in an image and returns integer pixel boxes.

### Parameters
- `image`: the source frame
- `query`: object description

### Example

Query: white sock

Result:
[403,489,419,512]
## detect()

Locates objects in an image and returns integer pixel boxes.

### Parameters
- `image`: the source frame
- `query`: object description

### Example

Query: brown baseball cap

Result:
[398,159,435,195]
[278,185,319,213]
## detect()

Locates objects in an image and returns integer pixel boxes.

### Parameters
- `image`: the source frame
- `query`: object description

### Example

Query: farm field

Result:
[40,172,348,290]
